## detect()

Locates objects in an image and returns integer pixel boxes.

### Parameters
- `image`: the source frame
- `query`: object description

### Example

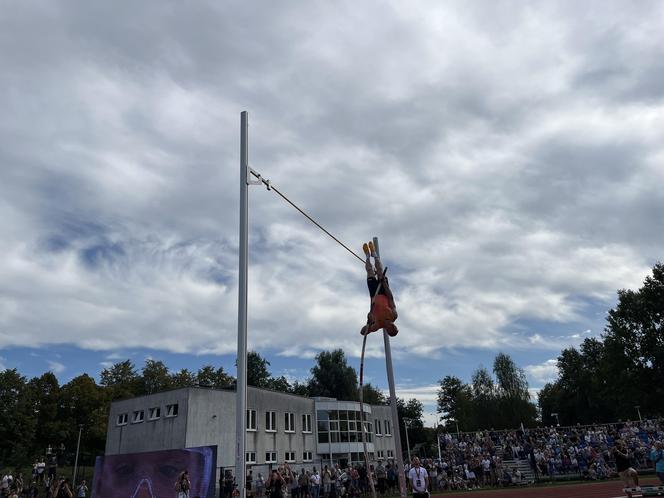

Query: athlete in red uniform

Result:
[361,241,398,336]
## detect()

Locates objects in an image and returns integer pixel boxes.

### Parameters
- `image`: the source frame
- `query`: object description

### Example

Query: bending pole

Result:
[235,111,249,498]
[373,237,407,498]
[358,334,377,498]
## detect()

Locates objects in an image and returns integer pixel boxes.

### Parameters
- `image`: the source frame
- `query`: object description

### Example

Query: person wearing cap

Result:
[650,441,664,484]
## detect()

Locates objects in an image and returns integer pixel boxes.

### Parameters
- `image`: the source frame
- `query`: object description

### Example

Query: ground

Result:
[431,478,661,498]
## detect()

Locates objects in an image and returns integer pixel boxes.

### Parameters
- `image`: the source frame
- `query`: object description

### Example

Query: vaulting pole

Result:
[373,237,407,498]
[235,111,249,498]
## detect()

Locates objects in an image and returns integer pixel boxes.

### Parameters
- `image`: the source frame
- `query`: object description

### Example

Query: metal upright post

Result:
[434,417,442,461]
[236,111,249,498]
[403,418,412,463]
[373,237,407,498]
[72,424,83,487]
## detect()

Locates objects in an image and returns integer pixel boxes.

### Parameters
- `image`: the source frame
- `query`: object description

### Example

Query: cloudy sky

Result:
[1,1,663,425]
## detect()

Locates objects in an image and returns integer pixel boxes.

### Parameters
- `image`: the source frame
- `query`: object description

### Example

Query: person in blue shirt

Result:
[650,441,664,484]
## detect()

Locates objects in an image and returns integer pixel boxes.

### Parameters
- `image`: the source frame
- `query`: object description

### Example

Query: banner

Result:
[92,446,217,498]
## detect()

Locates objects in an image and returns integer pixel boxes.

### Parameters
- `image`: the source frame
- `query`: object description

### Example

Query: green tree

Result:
[436,375,473,431]
[493,353,537,428]
[59,374,108,463]
[100,360,140,400]
[196,365,233,388]
[0,369,36,464]
[246,351,273,388]
[140,359,172,394]
[471,367,496,429]
[308,349,358,401]
[361,383,386,405]
[171,368,197,388]
[397,398,425,457]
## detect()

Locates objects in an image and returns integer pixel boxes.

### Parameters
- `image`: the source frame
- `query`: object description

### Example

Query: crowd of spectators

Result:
[1,447,88,498]
[424,418,664,490]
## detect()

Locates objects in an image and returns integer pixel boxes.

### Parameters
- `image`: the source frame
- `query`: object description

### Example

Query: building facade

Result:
[105,386,397,476]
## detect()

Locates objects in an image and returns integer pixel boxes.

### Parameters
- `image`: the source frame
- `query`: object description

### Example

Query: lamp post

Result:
[551,412,560,427]
[432,414,442,461]
[403,418,412,463]
[635,405,642,423]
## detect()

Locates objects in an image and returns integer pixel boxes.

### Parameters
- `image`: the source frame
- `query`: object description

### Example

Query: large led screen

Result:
[92,446,217,498]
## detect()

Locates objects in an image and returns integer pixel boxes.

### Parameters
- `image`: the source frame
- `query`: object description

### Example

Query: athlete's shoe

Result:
[360,324,370,336]
[368,241,376,257]
[362,243,370,258]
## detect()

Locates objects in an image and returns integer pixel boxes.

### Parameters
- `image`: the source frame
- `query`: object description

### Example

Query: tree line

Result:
[538,262,664,425]
[1,262,660,467]
[435,262,664,432]
[0,348,423,467]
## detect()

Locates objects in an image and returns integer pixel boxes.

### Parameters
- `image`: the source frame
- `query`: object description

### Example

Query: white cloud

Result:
[525,359,559,385]
[47,361,66,374]
[0,1,661,363]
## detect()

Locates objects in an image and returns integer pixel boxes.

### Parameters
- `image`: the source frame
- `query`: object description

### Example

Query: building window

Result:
[302,414,312,433]
[387,450,394,458]
[384,419,391,436]
[246,409,257,431]
[148,407,161,420]
[116,413,128,426]
[317,409,373,445]
[303,451,313,462]
[375,419,382,436]
[285,451,296,463]
[132,410,144,423]
[246,452,256,464]
[265,451,277,464]
[166,404,179,418]
[266,411,276,432]
[285,412,295,433]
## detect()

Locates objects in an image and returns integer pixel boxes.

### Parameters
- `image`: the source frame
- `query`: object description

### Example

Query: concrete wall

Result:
[370,405,397,461]
[105,389,189,455]
[104,387,396,475]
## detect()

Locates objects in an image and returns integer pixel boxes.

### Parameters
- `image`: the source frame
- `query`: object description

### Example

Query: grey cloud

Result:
[0,1,662,358]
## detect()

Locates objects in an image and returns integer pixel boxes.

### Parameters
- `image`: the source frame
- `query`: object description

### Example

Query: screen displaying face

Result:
[92,446,216,498]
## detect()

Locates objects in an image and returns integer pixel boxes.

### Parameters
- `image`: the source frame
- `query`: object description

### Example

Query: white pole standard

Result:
[373,237,407,498]
[236,111,249,498]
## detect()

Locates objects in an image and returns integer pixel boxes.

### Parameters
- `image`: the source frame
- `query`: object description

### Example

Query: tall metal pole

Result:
[236,111,249,498]
[373,237,407,498]
[635,405,642,422]
[72,424,83,487]
[434,417,442,461]
[403,418,412,463]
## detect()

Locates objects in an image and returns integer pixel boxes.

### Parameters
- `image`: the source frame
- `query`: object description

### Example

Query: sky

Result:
[1,1,664,427]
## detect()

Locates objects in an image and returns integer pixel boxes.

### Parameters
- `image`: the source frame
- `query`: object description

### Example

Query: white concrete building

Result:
[105,386,397,476]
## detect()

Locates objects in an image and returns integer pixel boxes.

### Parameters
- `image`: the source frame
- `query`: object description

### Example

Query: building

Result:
[105,386,397,476]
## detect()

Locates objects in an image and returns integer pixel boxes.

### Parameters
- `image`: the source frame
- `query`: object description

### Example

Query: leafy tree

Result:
[361,383,386,405]
[171,368,197,388]
[0,369,35,463]
[266,375,292,392]
[397,397,425,457]
[493,353,537,428]
[59,374,108,464]
[140,359,172,394]
[196,365,233,388]
[437,375,473,432]
[100,360,140,400]
[27,372,65,451]
[246,351,272,388]
[308,349,358,401]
